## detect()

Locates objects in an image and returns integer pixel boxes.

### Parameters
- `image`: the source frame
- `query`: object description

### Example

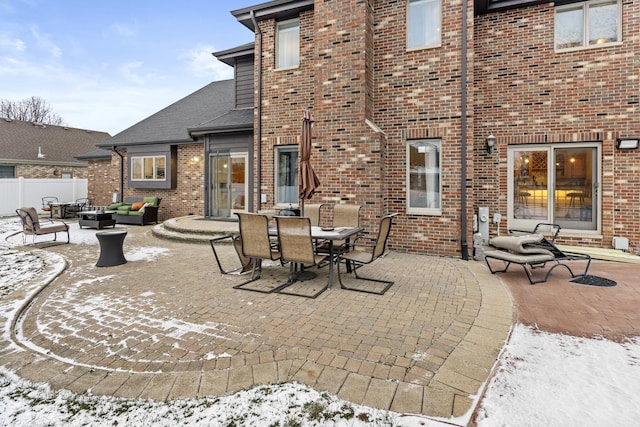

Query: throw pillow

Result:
[131,202,145,211]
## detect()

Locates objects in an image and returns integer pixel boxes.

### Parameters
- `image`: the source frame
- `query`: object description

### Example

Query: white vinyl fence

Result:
[0,178,88,217]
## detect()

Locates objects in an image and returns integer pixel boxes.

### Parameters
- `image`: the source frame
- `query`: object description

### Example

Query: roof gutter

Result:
[460,0,470,260]
[112,146,124,202]
[251,9,263,212]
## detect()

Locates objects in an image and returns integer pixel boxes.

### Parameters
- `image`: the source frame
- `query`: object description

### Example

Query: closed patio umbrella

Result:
[299,110,321,216]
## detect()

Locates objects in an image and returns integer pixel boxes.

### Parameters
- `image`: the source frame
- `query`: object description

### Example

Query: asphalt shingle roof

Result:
[100,79,237,147]
[0,119,110,164]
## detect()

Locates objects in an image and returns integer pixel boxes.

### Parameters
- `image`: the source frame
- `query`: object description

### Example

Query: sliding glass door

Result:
[508,144,599,233]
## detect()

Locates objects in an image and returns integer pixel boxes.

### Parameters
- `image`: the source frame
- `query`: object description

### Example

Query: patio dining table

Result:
[269,225,363,289]
[49,202,81,219]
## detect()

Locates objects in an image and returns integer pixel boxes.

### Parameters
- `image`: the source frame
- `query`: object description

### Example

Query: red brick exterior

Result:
[88,144,205,221]
[474,2,640,253]
[253,0,639,255]
[255,1,474,255]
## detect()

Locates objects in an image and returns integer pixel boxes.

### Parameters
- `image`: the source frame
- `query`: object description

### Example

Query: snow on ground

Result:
[2,216,640,426]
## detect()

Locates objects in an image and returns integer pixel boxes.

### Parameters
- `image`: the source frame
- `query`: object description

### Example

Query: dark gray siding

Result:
[235,57,254,109]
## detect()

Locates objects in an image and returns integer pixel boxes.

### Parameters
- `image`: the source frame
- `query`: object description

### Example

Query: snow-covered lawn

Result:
[1,217,639,426]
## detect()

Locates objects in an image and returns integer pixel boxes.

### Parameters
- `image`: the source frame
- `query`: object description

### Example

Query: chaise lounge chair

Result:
[484,232,591,284]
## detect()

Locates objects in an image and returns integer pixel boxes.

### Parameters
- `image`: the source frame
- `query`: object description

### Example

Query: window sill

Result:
[555,41,622,54]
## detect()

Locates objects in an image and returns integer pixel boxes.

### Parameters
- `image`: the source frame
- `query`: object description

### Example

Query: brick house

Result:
[94,57,255,219]
[228,0,639,256]
[93,0,639,256]
[0,118,110,179]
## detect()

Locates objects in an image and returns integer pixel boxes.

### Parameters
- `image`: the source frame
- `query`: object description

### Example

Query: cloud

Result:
[118,60,165,85]
[181,44,233,80]
[110,22,137,38]
[30,26,62,58]
[0,33,26,52]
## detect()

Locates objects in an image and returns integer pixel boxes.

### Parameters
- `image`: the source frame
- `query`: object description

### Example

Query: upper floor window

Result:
[275,146,298,205]
[407,0,442,50]
[555,0,621,51]
[276,19,300,69]
[132,155,166,181]
[407,139,441,214]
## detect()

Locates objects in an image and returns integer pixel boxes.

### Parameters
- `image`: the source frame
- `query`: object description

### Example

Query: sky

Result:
[0,0,258,136]
[2,218,640,426]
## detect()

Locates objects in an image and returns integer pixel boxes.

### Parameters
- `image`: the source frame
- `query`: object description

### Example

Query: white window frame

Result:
[276,19,300,69]
[274,145,299,207]
[555,0,622,52]
[406,139,442,215]
[407,0,442,50]
[507,143,601,235]
[131,155,166,181]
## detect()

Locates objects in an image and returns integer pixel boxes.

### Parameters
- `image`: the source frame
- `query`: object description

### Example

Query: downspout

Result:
[251,10,263,213]
[112,146,124,202]
[460,0,470,260]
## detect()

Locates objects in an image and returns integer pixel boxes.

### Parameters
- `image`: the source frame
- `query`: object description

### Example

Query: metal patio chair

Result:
[232,212,283,293]
[16,207,70,245]
[336,213,396,295]
[276,216,328,298]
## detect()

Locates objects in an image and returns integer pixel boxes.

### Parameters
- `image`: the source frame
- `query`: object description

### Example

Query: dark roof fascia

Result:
[74,149,112,161]
[232,0,314,31]
[188,124,254,137]
[97,138,195,149]
[475,0,551,15]
[213,43,255,66]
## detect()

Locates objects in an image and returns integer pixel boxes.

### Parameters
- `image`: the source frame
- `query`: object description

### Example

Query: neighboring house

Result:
[90,0,639,256]
[95,47,255,220]
[0,118,110,179]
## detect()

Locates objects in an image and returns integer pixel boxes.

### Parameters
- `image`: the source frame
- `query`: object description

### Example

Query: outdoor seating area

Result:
[107,196,162,226]
[484,223,591,284]
[42,197,93,219]
[210,207,396,298]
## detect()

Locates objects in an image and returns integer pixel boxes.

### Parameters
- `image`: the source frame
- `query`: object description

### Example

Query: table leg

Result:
[327,241,334,289]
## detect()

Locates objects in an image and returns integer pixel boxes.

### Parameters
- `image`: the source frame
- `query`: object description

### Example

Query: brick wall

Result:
[88,144,205,221]
[15,164,87,179]
[373,0,474,256]
[474,2,640,253]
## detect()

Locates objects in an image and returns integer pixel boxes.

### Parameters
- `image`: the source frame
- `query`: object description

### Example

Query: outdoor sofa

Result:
[107,196,162,226]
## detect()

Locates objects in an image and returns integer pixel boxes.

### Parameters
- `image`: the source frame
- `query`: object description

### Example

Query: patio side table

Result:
[96,230,128,267]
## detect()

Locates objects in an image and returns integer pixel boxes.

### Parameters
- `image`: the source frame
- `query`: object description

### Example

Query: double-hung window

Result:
[275,146,298,206]
[407,139,441,214]
[555,0,621,51]
[131,156,166,181]
[407,0,442,50]
[276,19,300,69]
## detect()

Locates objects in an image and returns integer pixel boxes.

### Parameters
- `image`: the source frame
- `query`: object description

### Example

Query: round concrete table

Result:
[96,230,128,267]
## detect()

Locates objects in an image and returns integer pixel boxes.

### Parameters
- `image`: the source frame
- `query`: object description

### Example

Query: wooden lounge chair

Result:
[16,207,69,245]
[233,212,283,293]
[336,213,396,295]
[485,233,591,285]
[276,216,328,298]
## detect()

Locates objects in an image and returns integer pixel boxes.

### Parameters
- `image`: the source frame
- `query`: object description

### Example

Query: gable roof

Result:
[0,119,110,165]
[99,79,236,148]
